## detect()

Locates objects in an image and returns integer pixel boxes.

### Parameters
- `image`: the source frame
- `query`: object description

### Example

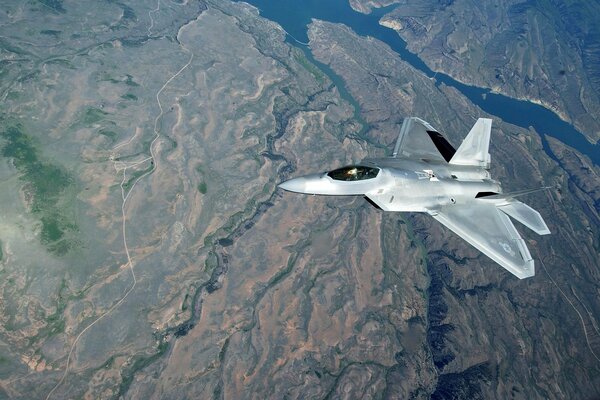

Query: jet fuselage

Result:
[278,117,550,279]
[279,157,501,213]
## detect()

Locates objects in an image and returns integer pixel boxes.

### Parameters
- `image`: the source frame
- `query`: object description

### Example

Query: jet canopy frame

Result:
[327,166,380,181]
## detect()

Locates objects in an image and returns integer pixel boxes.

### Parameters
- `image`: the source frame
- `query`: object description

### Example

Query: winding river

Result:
[239,0,600,166]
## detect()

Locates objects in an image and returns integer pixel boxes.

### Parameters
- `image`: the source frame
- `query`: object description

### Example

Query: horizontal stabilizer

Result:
[430,203,535,279]
[450,118,491,168]
[497,201,550,235]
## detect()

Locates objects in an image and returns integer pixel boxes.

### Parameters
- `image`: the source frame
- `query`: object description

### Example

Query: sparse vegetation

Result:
[0,124,77,255]
[83,107,109,125]
[294,52,325,84]
[124,74,139,87]
[121,93,137,101]
[98,129,118,142]
[38,0,65,13]
[40,29,61,37]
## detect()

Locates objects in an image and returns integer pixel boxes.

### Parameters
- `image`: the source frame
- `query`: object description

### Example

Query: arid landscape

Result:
[0,0,598,398]
[368,0,600,143]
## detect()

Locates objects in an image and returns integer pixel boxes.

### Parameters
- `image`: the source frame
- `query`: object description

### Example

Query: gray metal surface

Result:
[279,117,550,279]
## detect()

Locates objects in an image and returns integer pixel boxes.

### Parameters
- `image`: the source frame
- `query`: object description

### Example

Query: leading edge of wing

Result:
[429,203,535,279]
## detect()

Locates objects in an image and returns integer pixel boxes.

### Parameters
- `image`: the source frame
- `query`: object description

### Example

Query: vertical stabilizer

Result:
[450,118,492,168]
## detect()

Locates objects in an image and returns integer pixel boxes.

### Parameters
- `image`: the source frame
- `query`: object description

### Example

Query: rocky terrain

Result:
[348,0,401,14]
[308,19,600,399]
[0,0,598,399]
[352,0,600,143]
[0,0,409,397]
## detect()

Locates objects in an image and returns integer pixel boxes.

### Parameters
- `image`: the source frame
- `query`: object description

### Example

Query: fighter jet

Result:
[279,117,550,279]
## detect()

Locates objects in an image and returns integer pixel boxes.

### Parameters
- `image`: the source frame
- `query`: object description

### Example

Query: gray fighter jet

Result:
[279,117,550,279]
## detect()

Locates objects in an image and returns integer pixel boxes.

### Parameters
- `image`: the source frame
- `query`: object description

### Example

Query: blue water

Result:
[238,0,600,166]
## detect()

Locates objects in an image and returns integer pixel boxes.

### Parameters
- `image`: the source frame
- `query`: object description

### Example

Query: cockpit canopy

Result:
[327,165,380,181]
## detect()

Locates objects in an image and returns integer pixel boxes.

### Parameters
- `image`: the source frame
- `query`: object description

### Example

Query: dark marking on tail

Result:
[427,130,456,162]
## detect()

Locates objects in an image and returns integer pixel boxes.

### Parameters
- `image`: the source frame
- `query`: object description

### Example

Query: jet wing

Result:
[392,117,456,162]
[429,203,535,279]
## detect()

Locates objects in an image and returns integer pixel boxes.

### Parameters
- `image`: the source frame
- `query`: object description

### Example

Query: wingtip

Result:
[515,260,535,279]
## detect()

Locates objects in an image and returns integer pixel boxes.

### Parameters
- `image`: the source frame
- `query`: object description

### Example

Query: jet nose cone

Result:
[278,177,307,193]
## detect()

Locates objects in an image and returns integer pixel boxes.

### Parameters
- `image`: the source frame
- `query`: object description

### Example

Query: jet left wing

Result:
[429,203,535,279]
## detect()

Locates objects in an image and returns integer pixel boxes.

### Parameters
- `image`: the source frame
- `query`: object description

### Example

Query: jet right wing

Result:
[393,117,456,162]
[429,203,535,279]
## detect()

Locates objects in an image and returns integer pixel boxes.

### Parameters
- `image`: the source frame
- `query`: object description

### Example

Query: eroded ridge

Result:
[45,5,196,399]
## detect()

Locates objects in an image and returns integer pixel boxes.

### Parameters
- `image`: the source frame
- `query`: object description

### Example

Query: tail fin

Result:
[450,118,492,168]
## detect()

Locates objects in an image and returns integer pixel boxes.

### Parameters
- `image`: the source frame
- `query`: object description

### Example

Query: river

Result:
[238,0,600,166]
